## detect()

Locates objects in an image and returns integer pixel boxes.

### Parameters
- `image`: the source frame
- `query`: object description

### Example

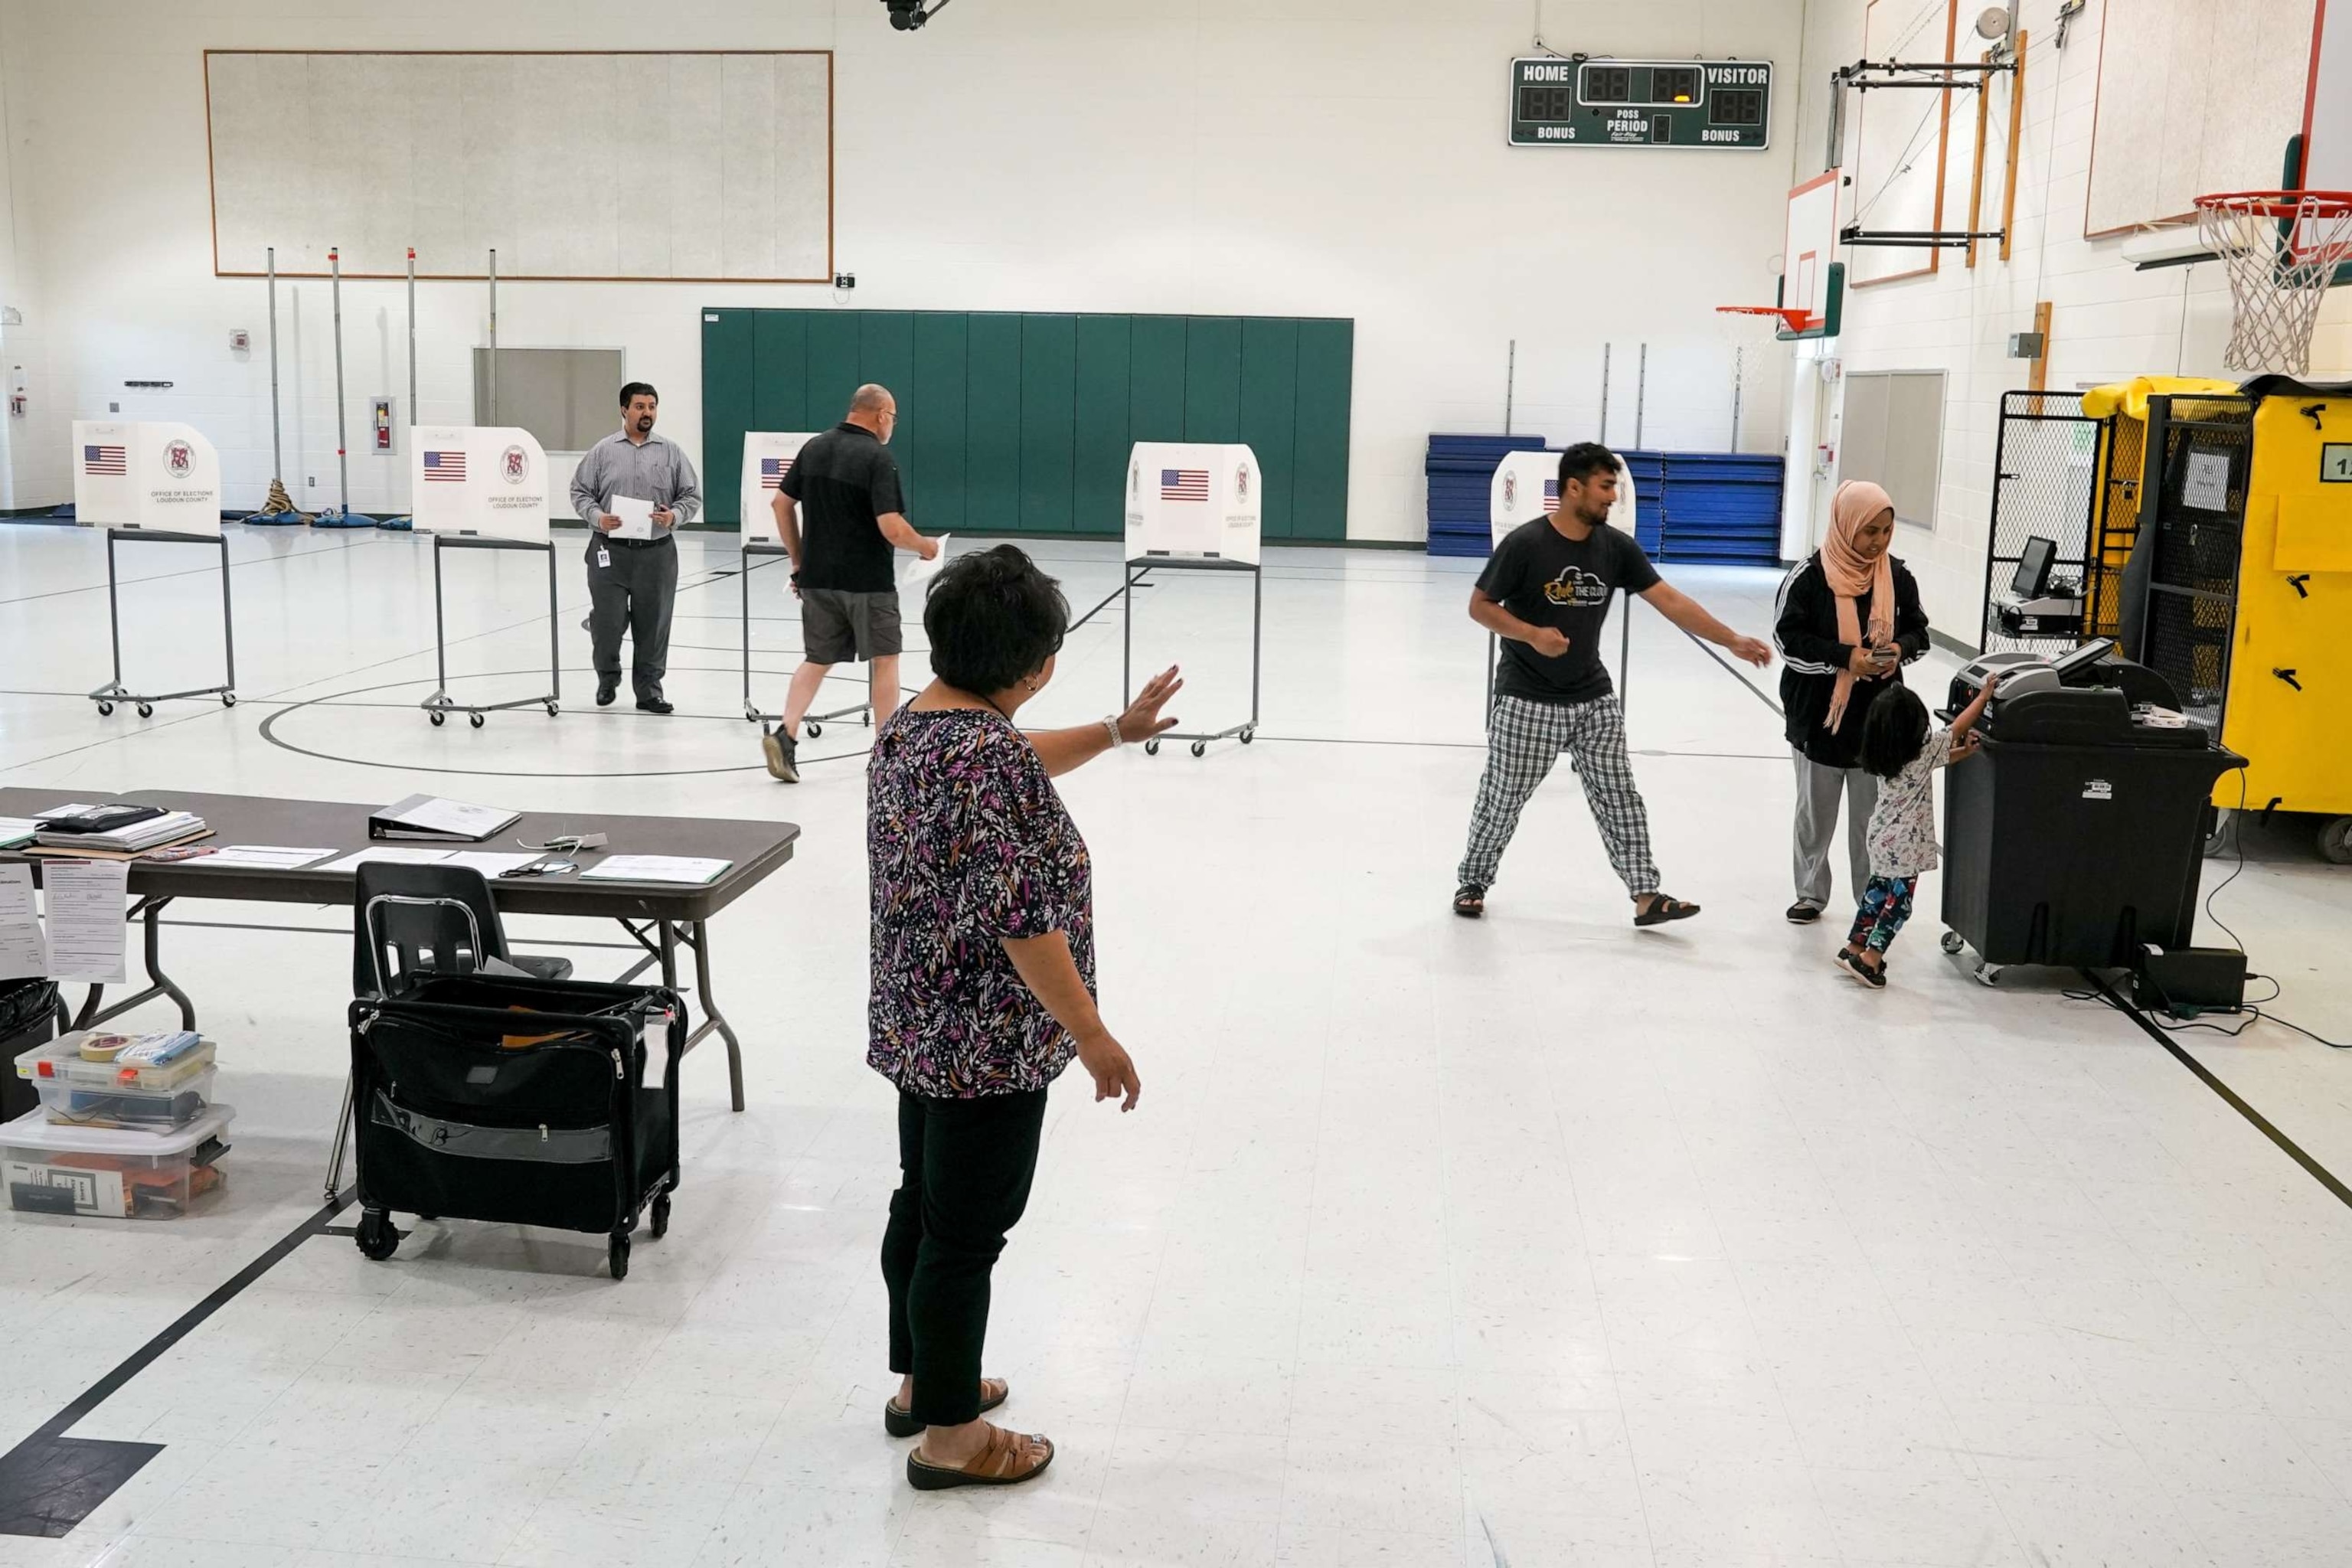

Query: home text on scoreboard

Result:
[1508,57,1772,149]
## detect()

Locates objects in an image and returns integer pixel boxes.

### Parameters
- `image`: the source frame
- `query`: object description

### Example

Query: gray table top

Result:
[0,787,799,922]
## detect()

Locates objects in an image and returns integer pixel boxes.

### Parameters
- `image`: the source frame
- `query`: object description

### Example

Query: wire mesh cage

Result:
[2135,392,2254,730]
[1979,392,2106,657]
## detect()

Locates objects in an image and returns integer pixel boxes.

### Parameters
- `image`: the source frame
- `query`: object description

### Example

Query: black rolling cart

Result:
[1121,557,1262,756]
[421,534,561,727]
[88,528,238,717]
[1937,648,2243,985]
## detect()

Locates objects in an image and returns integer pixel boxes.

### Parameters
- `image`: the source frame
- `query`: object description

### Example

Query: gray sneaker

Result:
[762,727,799,782]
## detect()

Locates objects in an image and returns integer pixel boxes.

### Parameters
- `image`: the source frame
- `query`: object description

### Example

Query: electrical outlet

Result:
[834,272,856,289]
[307,475,316,488]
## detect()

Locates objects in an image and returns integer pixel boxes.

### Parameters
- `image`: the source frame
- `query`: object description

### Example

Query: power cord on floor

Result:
[2066,957,2348,1050]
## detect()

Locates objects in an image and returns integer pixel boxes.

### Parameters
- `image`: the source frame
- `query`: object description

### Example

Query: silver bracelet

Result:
[1102,714,1125,747]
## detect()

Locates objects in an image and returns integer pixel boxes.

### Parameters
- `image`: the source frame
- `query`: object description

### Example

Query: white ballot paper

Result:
[42,859,129,984]
[580,856,732,884]
[901,535,952,591]
[205,846,335,869]
[608,493,657,542]
[0,865,47,979]
[322,847,456,874]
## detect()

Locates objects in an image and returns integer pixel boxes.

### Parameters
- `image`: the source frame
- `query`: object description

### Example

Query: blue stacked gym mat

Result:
[1422,438,1782,566]
[1423,433,1545,558]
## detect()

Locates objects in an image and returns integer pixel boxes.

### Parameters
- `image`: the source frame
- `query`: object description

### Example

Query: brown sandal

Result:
[906,1423,1054,1491]
[883,1377,1007,1439]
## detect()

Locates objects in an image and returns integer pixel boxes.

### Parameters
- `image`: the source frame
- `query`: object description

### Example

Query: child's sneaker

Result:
[1836,949,1887,988]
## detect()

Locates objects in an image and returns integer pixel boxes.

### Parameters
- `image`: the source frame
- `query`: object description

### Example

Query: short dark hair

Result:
[1557,442,1618,488]
[619,381,658,407]
[924,545,1069,697]
[1860,683,1931,779]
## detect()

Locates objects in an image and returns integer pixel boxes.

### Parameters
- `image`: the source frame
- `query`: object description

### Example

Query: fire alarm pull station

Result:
[373,397,394,454]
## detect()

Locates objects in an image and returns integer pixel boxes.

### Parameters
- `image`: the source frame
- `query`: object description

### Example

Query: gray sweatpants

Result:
[1792,750,1879,911]
[586,537,677,701]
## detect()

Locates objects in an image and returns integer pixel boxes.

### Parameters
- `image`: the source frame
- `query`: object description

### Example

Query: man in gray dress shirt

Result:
[570,382,701,714]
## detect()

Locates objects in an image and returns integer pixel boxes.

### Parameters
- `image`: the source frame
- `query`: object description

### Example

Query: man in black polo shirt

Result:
[761,384,939,782]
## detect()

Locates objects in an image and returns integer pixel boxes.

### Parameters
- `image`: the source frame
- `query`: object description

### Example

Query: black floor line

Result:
[2088,971,2352,1210]
[0,1188,354,1537]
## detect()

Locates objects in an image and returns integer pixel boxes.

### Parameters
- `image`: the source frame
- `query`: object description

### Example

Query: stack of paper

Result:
[580,856,732,884]
[35,811,208,855]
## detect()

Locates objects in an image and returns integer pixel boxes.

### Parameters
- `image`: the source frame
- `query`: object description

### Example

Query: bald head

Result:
[844,384,898,444]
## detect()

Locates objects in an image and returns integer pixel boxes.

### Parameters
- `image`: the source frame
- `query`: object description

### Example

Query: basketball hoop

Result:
[1715,304,1814,335]
[2192,189,2352,374]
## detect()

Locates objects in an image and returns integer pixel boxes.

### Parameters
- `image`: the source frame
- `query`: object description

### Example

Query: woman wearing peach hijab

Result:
[1772,481,1929,923]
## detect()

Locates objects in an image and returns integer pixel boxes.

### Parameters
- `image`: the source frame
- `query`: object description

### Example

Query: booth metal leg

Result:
[424,537,455,723]
[545,545,561,707]
[421,537,560,725]
[88,531,240,714]
[1129,560,1258,758]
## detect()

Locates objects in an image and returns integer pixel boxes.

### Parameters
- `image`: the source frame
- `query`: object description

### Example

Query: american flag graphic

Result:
[83,444,127,475]
[1543,479,1559,505]
[1160,468,1210,502]
[760,456,792,490]
[423,450,467,482]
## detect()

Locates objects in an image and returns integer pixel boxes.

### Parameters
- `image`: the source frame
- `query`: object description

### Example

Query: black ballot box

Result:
[1939,689,2243,969]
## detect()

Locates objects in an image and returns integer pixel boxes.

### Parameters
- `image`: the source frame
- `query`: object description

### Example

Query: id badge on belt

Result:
[597,546,612,569]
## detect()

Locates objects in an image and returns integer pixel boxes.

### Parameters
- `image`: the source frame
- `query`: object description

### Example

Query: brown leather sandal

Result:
[884,1377,1007,1439]
[906,1423,1054,1491]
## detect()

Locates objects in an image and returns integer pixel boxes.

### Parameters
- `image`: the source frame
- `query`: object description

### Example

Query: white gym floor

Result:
[3,519,2352,1568]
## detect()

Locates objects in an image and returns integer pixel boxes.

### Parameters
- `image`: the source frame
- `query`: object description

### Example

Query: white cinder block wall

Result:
[0,0,1811,541]
[1787,0,2352,642]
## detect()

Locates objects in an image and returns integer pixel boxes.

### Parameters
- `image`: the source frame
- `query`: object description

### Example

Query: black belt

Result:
[601,534,675,551]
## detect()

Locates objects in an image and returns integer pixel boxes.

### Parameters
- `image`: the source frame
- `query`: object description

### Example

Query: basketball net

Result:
[2194,190,2352,375]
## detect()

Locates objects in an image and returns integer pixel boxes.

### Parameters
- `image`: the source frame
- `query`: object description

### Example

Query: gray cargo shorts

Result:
[802,587,903,664]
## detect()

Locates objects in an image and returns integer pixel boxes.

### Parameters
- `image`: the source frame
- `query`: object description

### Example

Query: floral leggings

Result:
[1847,874,1917,955]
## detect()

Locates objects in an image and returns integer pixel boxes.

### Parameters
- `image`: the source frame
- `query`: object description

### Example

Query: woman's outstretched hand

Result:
[1119,666,1184,745]
[1075,1029,1142,1112]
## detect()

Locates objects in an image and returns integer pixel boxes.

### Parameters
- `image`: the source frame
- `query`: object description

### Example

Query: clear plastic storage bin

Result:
[3,1104,234,1219]
[15,1031,217,1129]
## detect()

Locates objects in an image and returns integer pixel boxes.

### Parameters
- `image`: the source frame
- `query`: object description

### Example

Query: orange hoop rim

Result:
[2193,188,2352,220]
[1715,304,1812,332]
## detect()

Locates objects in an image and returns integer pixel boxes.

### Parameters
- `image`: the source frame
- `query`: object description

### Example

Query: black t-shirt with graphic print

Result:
[1478,516,1662,705]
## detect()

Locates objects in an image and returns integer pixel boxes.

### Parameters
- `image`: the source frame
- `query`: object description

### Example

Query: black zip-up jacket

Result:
[1774,553,1931,769]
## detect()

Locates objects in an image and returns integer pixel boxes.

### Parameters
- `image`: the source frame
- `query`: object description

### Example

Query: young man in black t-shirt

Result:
[1455,443,1772,926]
[762,384,939,782]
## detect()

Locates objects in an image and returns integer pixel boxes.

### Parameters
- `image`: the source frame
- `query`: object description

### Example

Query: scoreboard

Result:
[1508,57,1772,149]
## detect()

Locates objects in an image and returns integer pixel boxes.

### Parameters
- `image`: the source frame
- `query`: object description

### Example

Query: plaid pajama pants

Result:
[1458,694,1660,897]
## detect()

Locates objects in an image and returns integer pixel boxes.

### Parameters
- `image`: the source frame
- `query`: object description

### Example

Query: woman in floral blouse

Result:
[869,544,1180,1491]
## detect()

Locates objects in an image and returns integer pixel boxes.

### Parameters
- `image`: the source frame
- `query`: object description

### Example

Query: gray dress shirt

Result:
[570,430,703,530]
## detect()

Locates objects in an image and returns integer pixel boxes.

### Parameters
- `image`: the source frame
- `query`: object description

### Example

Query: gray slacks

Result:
[586,537,677,700]
[1792,750,1878,911]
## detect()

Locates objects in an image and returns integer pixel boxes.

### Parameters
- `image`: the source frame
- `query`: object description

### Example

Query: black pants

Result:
[881,1087,1048,1427]
[585,535,677,700]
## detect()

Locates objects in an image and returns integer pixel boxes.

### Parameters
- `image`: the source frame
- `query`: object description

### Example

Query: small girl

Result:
[1838,674,1998,987]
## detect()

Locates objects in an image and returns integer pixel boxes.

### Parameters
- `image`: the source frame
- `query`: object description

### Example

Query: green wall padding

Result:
[700,308,1354,539]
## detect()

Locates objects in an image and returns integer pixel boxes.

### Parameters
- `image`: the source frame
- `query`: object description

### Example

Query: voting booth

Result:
[1482,451,1640,714]
[1119,442,1264,756]
[409,426,560,727]
[74,421,237,717]
[734,431,862,732]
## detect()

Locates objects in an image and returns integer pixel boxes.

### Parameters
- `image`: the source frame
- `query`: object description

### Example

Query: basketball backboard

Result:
[1778,171,1844,338]
[2298,0,2350,260]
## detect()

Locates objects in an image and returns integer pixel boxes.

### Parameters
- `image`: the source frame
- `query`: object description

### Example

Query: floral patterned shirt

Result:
[1867,726,1955,879]
[868,707,1093,1098]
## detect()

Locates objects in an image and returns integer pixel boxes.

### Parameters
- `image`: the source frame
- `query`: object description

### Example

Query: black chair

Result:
[329,863,571,1197]
[351,861,572,997]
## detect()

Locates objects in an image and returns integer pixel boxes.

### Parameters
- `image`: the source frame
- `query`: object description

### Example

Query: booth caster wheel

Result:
[1973,962,2004,988]
[355,1210,399,1262]
[545,701,560,718]
[1144,739,1160,756]
[96,702,114,717]
[1940,930,1965,956]
[2318,816,2352,865]
[649,1193,671,1240]
[608,1233,632,1281]
[744,710,762,725]
[1240,727,1256,744]
[806,720,823,739]
[862,709,874,727]
[136,704,154,718]
[469,712,485,729]
[222,692,237,708]
[1191,740,1207,758]
[2205,808,2237,859]
[430,710,446,727]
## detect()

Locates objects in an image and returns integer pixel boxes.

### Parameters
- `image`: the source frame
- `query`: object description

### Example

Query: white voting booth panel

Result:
[741,433,818,543]
[72,421,222,535]
[409,427,553,544]
[1488,451,1637,545]
[1124,443,1262,566]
